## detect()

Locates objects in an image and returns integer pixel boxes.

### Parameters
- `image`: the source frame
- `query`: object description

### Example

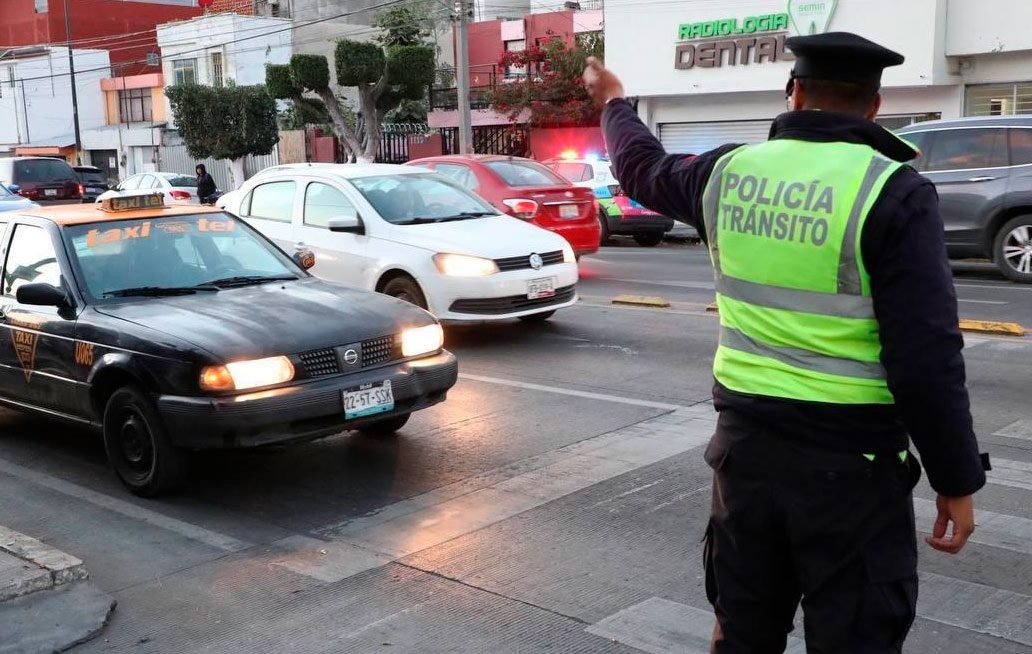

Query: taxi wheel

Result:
[358,413,410,438]
[381,276,428,310]
[103,386,186,497]
[598,211,611,246]
[634,232,664,247]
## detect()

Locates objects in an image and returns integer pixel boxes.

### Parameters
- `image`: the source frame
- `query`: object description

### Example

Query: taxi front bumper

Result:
[157,351,457,448]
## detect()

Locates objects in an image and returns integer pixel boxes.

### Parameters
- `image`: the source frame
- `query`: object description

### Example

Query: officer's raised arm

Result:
[583,57,738,234]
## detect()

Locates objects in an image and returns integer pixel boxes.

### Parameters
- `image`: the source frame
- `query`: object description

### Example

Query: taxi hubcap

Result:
[120,415,152,471]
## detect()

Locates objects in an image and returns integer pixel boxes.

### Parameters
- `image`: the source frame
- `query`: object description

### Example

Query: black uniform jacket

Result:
[603,100,986,497]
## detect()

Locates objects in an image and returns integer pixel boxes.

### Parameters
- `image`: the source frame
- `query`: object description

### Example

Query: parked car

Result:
[542,152,678,247]
[0,156,81,203]
[897,116,1032,283]
[406,155,600,258]
[73,165,110,202]
[220,163,579,323]
[1,192,457,496]
[0,182,39,213]
[96,172,202,205]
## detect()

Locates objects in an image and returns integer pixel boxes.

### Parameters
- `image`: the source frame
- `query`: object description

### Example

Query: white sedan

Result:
[221,163,579,323]
[96,172,201,205]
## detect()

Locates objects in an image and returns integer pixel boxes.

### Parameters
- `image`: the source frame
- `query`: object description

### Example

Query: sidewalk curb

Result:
[958,319,1027,337]
[611,295,671,308]
[0,525,88,603]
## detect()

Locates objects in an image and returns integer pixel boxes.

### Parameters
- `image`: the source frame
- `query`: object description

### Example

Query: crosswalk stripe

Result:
[919,572,1032,645]
[913,497,1032,555]
[986,456,1032,492]
[993,419,1032,441]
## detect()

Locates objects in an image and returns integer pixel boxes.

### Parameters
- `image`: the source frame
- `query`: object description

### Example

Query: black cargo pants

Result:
[703,413,920,653]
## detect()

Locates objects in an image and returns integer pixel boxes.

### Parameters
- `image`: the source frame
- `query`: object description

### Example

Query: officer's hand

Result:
[925,494,975,554]
[583,57,625,105]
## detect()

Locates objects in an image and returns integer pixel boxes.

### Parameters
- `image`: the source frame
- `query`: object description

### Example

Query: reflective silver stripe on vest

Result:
[716,274,875,319]
[720,326,887,380]
[702,149,744,274]
[837,157,894,295]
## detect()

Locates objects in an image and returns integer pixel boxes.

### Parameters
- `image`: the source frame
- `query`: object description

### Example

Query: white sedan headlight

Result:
[401,324,444,357]
[562,242,576,263]
[200,356,295,391]
[433,253,499,277]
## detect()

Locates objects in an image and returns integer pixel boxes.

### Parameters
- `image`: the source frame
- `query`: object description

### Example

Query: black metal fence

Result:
[371,124,531,163]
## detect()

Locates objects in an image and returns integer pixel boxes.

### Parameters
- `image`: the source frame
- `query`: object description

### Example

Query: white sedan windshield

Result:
[350,174,498,225]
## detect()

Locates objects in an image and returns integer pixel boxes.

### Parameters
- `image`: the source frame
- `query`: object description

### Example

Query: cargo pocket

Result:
[861,539,918,649]
[702,520,718,606]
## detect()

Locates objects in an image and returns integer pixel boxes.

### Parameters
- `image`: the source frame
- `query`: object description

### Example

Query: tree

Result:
[490,34,605,128]
[266,40,434,162]
[373,3,433,49]
[165,84,278,189]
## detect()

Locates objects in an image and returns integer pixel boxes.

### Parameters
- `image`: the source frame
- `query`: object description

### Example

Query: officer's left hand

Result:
[583,57,625,105]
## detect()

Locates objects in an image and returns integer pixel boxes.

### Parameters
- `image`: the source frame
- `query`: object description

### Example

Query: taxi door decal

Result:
[74,341,95,367]
[8,313,46,382]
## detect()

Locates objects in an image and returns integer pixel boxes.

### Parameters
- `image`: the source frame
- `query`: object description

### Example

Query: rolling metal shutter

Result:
[658,120,772,155]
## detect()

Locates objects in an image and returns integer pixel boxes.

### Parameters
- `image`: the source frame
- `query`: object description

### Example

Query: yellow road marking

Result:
[959,319,1027,337]
[611,295,671,308]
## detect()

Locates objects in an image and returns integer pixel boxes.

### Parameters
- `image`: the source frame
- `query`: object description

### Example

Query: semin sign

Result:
[675,13,794,70]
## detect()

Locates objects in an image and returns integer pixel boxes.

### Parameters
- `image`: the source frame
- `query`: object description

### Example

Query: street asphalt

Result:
[0,238,1030,653]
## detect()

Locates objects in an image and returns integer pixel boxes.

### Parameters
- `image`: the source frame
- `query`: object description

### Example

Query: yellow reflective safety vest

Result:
[702,139,903,405]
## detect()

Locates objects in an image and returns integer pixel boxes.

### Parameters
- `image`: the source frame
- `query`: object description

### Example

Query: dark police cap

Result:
[786,32,904,87]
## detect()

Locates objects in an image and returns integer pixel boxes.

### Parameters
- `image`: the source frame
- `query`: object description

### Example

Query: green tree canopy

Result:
[165,84,279,161]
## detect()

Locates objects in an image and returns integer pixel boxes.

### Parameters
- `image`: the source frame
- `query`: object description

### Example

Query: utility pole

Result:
[454,0,473,154]
[63,0,83,165]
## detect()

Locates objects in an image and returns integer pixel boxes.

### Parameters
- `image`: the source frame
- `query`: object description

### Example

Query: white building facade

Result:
[605,0,1032,153]
[0,46,110,158]
[156,13,293,128]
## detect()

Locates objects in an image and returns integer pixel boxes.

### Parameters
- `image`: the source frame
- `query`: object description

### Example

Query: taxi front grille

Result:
[297,335,400,378]
[298,349,338,378]
[494,250,564,272]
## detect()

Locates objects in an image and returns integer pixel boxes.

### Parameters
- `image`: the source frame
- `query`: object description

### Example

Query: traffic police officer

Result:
[584,33,989,652]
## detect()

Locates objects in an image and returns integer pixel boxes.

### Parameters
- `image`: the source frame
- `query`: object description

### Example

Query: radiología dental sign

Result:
[675,13,794,70]
[673,3,837,70]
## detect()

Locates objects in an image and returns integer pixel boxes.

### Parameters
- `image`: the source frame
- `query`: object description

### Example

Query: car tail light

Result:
[77,184,85,196]
[502,199,539,220]
[170,190,192,200]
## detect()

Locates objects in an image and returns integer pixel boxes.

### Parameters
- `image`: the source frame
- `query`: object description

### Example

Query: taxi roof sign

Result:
[99,193,165,213]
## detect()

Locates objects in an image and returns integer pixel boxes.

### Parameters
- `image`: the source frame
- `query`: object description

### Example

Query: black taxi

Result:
[0,193,458,496]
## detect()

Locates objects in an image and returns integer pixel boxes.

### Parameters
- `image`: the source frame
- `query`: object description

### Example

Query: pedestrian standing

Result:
[195,164,217,204]
[584,32,989,653]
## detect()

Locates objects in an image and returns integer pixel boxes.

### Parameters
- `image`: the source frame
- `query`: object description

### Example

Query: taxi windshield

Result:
[63,213,301,299]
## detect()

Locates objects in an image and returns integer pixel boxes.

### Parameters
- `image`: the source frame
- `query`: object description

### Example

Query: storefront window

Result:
[965,82,1032,116]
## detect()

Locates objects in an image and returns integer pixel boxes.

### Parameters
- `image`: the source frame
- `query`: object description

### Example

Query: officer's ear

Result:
[866,93,882,122]
[787,79,806,112]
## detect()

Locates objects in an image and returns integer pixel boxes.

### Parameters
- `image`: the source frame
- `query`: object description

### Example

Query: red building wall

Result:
[0,0,203,75]
[524,11,575,48]
[465,19,502,88]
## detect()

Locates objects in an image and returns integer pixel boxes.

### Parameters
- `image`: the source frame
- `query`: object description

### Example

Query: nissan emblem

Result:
[343,349,359,365]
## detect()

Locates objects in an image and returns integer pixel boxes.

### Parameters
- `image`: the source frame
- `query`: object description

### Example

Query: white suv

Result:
[221,164,579,322]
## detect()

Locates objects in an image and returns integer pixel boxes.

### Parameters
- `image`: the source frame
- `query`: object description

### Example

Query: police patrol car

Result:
[0,193,458,496]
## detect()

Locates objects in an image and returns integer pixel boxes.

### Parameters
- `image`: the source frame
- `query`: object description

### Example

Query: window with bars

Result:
[172,59,196,86]
[210,52,224,87]
[118,88,153,123]
[965,82,1032,116]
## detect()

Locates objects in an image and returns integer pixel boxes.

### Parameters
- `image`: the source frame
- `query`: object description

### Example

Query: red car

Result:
[406,155,600,257]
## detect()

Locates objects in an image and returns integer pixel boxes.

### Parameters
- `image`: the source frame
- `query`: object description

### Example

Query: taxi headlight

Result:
[562,242,576,264]
[200,355,295,392]
[401,324,444,358]
[433,253,499,277]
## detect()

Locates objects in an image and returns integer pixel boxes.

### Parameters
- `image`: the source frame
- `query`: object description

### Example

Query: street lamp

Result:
[63,0,83,165]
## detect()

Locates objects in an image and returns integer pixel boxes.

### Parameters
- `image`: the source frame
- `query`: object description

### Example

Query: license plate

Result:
[527,277,555,300]
[44,189,57,197]
[343,380,394,419]
[559,204,579,219]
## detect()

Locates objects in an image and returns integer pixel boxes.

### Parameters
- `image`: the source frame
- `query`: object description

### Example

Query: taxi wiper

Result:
[104,285,219,298]
[436,212,496,223]
[200,274,298,288]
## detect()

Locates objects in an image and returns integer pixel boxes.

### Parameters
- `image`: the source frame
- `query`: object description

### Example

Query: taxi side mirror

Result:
[17,283,69,308]
[6,184,20,194]
[293,248,316,270]
[327,213,364,235]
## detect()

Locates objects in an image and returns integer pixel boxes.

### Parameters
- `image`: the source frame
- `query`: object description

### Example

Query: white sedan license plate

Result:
[559,204,579,219]
[343,380,394,419]
[44,189,58,197]
[527,277,555,300]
